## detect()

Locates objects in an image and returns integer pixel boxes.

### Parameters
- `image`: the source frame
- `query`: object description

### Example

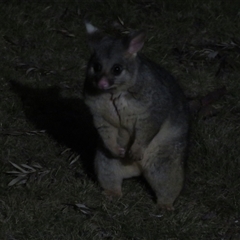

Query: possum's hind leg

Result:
[142,122,187,210]
[144,146,184,210]
[143,143,185,210]
[95,150,141,198]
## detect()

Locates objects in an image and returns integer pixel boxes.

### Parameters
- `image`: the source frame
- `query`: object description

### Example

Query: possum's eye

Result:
[93,62,102,73]
[111,64,123,76]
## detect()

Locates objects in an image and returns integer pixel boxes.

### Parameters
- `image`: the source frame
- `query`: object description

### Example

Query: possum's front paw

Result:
[128,143,143,161]
[110,145,126,158]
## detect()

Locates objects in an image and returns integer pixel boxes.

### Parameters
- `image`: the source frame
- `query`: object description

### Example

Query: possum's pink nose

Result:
[98,77,109,89]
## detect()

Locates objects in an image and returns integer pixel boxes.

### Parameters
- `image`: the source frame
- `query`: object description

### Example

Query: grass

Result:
[0,0,240,239]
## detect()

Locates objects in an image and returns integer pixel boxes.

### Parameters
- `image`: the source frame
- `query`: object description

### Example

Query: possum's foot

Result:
[157,203,175,211]
[103,189,122,201]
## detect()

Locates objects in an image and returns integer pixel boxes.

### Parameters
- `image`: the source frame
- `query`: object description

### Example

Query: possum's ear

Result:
[123,31,145,56]
[85,22,103,50]
[85,22,99,35]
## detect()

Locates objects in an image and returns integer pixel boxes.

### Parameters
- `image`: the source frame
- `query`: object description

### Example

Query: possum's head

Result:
[84,22,145,93]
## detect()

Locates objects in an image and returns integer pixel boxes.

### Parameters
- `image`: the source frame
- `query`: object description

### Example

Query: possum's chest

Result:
[88,93,142,129]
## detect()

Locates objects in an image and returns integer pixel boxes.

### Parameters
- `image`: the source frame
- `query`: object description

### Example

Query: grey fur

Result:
[84,24,189,210]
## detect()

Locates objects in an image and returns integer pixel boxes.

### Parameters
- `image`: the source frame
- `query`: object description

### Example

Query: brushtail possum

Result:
[83,23,189,210]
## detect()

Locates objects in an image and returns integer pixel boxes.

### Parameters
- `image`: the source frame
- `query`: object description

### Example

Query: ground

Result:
[0,0,240,239]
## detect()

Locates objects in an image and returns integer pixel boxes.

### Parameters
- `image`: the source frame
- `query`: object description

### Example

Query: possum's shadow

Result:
[10,80,98,177]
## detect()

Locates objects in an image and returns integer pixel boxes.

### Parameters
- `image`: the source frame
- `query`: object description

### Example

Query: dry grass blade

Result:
[75,203,91,209]
[31,163,43,169]
[51,28,75,38]
[9,161,28,173]
[26,130,46,135]
[20,164,36,171]
[6,171,24,174]
[26,67,38,75]
[16,178,27,185]
[69,155,80,165]
[8,175,27,187]
[62,203,94,215]
[149,213,163,218]
[67,152,81,166]
[6,162,50,186]
[0,130,46,136]
[60,148,72,155]
[117,16,124,26]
